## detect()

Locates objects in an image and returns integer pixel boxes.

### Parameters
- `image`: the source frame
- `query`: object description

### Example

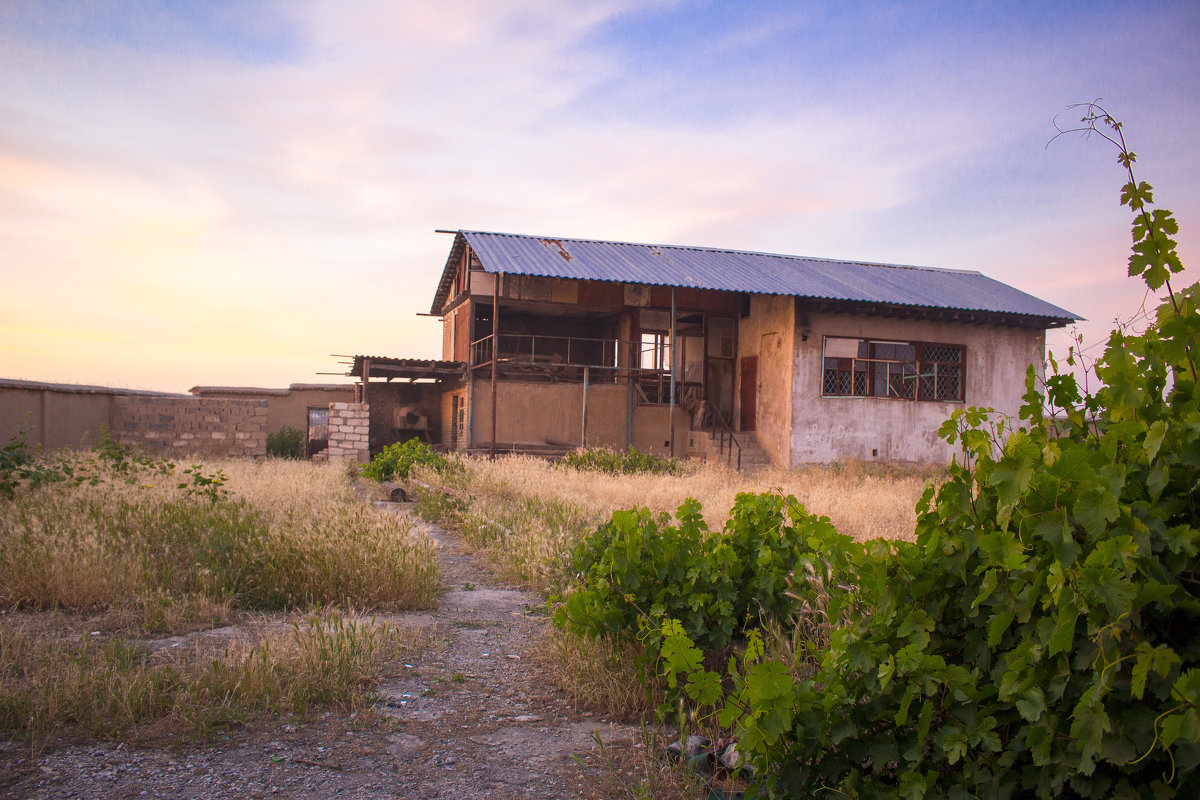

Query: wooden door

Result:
[740,356,757,431]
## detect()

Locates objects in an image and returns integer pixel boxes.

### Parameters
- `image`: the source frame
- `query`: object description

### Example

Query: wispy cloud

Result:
[0,0,1195,390]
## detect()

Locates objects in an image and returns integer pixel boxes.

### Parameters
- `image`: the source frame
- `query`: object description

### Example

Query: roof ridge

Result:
[458,230,982,276]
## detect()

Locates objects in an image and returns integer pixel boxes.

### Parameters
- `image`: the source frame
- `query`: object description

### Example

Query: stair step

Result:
[691,428,777,470]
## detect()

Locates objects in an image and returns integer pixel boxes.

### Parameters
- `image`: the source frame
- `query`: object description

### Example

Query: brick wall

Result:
[325,402,370,463]
[114,396,267,458]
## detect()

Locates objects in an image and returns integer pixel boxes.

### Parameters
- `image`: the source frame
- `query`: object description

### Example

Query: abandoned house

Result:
[342,230,1078,467]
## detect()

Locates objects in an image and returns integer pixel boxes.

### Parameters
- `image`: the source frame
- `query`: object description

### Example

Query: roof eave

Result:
[429,232,467,315]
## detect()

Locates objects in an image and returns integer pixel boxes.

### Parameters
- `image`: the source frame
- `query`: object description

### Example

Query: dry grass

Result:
[0,452,439,745]
[576,728,713,800]
[417,455,939,595]
[451,455,938,542]
[0,609,423,743]
[0,457,439,620]
[540,629,665,720]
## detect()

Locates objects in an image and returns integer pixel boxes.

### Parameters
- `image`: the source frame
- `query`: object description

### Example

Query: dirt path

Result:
[1,504,640,799]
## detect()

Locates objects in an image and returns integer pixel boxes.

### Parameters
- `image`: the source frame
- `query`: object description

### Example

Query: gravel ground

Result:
[0,504,642,799]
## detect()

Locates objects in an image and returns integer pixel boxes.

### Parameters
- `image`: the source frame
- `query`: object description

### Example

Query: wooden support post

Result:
[627,363,634,451]
[669,288,676,458]
[490,272,500,461]
[466,381,474,448]
[581,366,590,447]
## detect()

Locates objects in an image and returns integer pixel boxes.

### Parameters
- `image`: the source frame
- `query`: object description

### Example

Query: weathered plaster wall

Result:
[469,380,629,448]
[790,309,1045,464]
[266,387,353,436]
[0,383,116,450]
[734,295,795,467]
[467,379,689,456]
[631,404,692,458]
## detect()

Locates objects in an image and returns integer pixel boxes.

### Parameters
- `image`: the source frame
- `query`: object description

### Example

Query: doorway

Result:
[739,356,757,431]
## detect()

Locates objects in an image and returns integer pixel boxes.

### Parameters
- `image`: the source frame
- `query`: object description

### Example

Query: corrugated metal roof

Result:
[442,230,1079,324]
[348,356,465,382]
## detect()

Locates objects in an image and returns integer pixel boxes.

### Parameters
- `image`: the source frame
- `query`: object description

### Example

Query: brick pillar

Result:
[325,402,370,463]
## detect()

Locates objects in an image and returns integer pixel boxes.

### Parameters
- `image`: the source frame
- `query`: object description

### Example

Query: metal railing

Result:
[699,400,741,470]
[470,332,635,372]
[470,333,684,394]
[822,357,963,402]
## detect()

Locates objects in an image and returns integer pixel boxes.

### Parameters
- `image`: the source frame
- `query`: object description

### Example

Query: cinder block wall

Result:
[114,396,267,458]
[325,402,370,463]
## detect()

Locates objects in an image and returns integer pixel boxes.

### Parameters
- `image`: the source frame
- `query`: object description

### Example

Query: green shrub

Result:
[558,446,681,476]
[361,438,456,482]
[555,492,849,660]
[0,430,71,496]
[266,425,305,459]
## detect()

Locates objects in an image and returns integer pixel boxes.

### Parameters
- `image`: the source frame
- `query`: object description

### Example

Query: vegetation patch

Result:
[1,458,439,613]
[361,438,459,482]
[557,446,682,476]
[0,610,420,742]
[0,437,440,745]
[265,425,305,459]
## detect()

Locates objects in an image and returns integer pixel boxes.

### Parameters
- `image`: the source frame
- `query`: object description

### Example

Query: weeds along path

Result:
[1,501,636,800]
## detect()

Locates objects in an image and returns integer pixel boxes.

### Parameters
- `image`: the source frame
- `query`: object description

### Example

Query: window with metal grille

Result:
[821,337,965,402]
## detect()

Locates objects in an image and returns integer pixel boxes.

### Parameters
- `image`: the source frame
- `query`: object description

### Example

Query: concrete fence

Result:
[114,396,267,458]
[0,378,266,458]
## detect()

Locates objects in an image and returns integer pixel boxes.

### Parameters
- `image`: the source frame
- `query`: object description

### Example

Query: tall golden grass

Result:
[449,455,936,540]
[419,455,939,593]
[0,457,439,618]
[0,453,437,742]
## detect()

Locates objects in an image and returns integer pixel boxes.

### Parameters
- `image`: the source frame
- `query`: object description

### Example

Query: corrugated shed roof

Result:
[433,230,1079,324]
[347,356,465,382]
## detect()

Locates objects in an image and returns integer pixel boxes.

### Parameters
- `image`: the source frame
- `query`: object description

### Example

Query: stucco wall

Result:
[0,384,116,450]
[790,309,1045,464]
[467,379,689,456]
[735,295,795,466]
[267,387,353,435]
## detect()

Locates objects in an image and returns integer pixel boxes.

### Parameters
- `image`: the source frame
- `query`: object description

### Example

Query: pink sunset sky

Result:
[1,0,1196,392]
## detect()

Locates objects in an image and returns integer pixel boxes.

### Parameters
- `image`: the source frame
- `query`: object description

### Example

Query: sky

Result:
[1,0,1197,393]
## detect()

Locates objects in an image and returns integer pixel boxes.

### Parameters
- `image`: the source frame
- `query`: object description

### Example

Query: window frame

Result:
[820,336,966,403]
